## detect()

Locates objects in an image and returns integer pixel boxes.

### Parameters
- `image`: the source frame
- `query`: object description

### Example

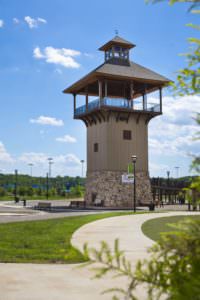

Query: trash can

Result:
[149,202,155,211]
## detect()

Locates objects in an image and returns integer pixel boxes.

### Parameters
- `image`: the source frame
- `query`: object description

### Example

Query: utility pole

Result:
[80,160,84,177]
[48,158,53,178]
[175,166,180,178]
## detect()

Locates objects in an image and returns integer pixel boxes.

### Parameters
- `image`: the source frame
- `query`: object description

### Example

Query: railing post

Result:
[105,80,108,98]
[143,93,147,110]
[85,87,88,112]
[73,94,76,116]
[130,81,134,109]
[159,87,162,113]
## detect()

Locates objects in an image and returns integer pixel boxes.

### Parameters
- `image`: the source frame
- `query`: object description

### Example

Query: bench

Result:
[36,202,52,211]
[70,201,86,208]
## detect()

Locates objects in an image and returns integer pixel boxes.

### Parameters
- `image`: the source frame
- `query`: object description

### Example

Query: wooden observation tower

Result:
[63,35,170,207]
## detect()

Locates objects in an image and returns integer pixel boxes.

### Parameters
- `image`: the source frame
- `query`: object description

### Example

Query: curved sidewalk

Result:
[0,211,199,300]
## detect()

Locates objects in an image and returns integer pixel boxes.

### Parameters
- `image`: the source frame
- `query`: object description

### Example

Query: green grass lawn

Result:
[0,212,137,264]
[142,215,200,241]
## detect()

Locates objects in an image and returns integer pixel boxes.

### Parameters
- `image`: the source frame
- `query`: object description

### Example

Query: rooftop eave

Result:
[99,41,135,51]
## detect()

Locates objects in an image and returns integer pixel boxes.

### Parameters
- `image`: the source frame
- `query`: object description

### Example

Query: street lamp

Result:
[80,160,84,177]
[131,155,137,213]
[48,158,54,178]
[14,169,18,202]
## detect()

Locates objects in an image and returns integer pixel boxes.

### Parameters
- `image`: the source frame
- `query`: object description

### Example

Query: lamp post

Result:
[131,155,137,213]
[167,171,170,180]
[48,158,53,178]
[80,160,84,177]
[14,169,18,202]
[167,170,170,204]
[46,172,49,200]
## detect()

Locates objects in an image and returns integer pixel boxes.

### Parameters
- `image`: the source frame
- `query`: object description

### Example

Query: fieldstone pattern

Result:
[85,171,152,207]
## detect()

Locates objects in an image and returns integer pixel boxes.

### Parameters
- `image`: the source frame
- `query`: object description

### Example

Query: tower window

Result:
[94,143,98,152]
[123,130,132,140]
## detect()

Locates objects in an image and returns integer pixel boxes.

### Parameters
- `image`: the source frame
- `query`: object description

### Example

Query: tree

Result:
[0,187,6,197]
[84,219,200,300]
[147,0,200,96]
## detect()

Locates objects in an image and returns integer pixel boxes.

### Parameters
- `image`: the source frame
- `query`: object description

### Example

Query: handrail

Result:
[74,97,161,116]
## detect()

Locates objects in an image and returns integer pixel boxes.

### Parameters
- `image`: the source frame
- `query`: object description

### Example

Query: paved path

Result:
[0,211,199,300]
[0,201,122,223]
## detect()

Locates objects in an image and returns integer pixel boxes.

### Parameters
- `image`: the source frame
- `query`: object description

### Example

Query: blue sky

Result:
[0,0,199,178]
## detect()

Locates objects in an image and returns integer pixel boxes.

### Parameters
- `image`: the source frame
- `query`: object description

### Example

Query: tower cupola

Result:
[99,35,135,65]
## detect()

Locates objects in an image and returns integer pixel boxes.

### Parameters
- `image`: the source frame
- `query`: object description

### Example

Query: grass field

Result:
[142,215,200,241]
[0,212,137,264]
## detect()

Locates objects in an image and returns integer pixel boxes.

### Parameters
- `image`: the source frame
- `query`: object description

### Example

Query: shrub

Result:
[84,219,200,300]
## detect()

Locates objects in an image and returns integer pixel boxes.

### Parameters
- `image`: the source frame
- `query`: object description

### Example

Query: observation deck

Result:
[74,97,161,118]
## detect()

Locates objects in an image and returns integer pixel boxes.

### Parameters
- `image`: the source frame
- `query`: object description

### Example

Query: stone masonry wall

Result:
[85,171,152,207]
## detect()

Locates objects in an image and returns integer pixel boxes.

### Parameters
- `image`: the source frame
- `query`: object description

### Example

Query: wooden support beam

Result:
[99,111,106,122]
[86,93,88,111]
[130,81,134,109]
[91,114,97,125]
[143,93,147,110]
[73,94,76,116]
[116,112,121,122]
[142,93,145,110]
[136,113,141,124]
[85,116,92,126]
[130,81,133,100]
[94,112,101,123]
[106,111,111,122]
[145,115,154,124]
[105,80,108,98]
[159,87,162,113]
[126,112,130,123]
[98,80,103,107]
[81,118,88,127]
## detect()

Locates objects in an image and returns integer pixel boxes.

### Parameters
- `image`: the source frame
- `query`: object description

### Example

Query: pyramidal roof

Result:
[99,35,135,51]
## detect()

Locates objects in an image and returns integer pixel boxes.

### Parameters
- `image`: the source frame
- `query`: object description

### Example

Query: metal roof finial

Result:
[115,29,119,36]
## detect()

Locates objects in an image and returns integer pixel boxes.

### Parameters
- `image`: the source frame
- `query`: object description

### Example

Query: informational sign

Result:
[122,173,134,184]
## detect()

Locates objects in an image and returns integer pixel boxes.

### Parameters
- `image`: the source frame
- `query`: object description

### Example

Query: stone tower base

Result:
[85,171,152,207]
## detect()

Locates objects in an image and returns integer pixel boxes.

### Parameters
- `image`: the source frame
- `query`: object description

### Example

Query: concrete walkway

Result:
[0,211,199,300]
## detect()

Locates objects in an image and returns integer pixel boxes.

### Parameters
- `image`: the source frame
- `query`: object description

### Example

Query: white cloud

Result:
[149,95,200,159]
[0,142,14,162]
[13,18,20,24]
[30,116,64,126]
[56,135,77,143]
[33,47,44,59]
[24,16,47,29]
[0,20,4,28]
[33,46,81,68]
[18,152,81,176]
[37,17,47,24]
[19,152,48,164]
